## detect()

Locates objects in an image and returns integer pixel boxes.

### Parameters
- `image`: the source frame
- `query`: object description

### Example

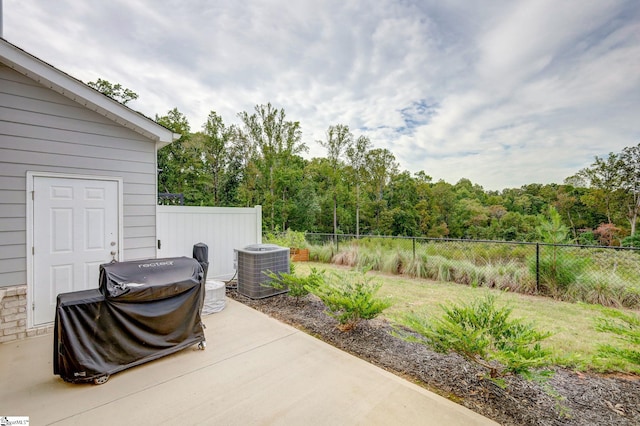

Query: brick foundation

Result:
[0,285,53,343]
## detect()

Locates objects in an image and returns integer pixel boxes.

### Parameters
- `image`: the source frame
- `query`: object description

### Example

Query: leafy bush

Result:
[265,266,324,303]
[621,233,640,248]
[595,308,640,368]
[310,268,391,331]
[264,228,308,248]
[398,295,553,379]
[578,231,598,246]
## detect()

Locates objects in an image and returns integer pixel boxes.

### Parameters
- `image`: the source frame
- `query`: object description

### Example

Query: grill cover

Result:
[53,257,205,383]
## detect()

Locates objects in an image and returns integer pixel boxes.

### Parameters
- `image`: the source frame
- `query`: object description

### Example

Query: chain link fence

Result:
[298,233,640,309]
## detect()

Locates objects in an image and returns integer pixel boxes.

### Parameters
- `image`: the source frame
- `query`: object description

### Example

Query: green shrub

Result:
[264,229,308,248]
[265,266,325,303]
[310,268,392,331]
[578,231,598,246]
[595,308,640,368]
[398,295,553,379]
[621,233,640,248]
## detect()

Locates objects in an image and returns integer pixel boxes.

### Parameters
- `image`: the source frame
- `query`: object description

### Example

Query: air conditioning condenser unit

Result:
[234,244,290,299]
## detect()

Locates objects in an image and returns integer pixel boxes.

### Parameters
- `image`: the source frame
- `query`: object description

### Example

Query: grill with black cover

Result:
[53,255,206,384]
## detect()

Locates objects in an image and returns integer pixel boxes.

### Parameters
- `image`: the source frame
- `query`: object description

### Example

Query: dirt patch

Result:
[227,289,639,425]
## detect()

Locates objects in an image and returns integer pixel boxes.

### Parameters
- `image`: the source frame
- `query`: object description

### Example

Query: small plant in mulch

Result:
[310,268,392,332]
[397,295,554,383]
[264,265,325,304]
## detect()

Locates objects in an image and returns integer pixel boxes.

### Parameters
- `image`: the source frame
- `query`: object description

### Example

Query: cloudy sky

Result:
[3,0,639,190]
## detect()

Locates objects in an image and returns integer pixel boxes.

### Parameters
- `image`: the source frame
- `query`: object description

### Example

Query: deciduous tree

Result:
[238,103,307,230]
[319,124,353,236]
[346,135,372,237]
[87,78,139,105]
[578,152,624,224]
[620,143,640,236]
[364,148,398,233]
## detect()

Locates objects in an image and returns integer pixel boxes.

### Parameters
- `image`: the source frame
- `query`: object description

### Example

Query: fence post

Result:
[413,238,416,259]
[536,243,540,293]
[255,205,262,244]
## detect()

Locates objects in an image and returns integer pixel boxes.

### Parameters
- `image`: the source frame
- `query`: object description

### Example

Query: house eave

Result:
[0,38,177,146]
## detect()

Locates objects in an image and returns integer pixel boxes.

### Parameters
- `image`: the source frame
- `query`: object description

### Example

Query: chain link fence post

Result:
[536,243,540,293]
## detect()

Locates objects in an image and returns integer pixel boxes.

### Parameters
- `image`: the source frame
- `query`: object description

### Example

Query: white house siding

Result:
[0,64,159,289]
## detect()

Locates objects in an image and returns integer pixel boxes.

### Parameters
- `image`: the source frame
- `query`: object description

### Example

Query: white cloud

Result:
[3,0,638,190]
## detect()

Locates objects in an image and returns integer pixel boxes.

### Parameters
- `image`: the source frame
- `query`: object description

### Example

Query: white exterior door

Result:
[32,176,119,325]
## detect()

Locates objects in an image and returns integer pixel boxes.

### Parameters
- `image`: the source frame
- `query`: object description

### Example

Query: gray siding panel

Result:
[0,205,25,218]
[0,271,26,287]
[0,176,26,190]
[0,162,157,185]
[1,106,152,143]
[123,205,156,216]
[1,134,153,163]
[2,121,154,153]
[1,231,25,246]
[124,236,157,249]
[124,226,157,238]
[0,257,23,273]
[0,191,25,204]
[0,64,159,288]
[0,244,25,259]
[125,247,156,261]
[124,183,156,194]
[123,194,157,206]
[0,148,155,175]
[0,218,25,232]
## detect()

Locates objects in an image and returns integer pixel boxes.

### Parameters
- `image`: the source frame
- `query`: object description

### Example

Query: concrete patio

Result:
[0,299,497,425]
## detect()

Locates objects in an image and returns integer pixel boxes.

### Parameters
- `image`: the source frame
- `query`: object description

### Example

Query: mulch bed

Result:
[227,288,639,426]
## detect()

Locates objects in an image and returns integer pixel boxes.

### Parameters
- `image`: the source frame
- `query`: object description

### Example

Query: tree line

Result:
[152,103,638,247]
[86,80,638,246]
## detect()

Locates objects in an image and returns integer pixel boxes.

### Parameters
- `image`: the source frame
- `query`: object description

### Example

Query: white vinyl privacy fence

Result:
[156,205,262,280]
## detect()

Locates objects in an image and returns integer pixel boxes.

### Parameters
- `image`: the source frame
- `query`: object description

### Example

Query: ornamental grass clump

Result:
[310,243,334,263]
[310,268,391,332]
[399,295,553,380]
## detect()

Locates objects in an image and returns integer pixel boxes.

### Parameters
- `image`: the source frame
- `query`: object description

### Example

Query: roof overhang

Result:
[0,38,179,147]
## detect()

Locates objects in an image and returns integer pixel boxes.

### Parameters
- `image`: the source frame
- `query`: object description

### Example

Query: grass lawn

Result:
[294,262,639,374]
